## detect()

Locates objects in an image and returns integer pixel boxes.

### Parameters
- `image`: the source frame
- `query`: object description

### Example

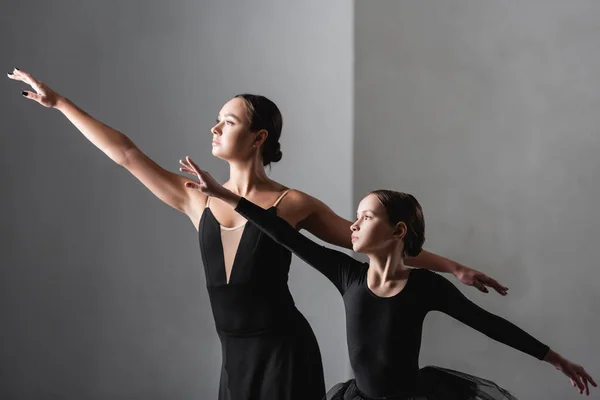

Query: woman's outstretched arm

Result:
[297,193,508,295]
[7,68,205,225]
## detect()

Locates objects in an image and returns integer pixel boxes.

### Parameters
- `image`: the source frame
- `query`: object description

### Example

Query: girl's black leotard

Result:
[234,197,549,399]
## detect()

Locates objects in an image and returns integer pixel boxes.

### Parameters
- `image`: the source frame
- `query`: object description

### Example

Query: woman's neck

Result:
[226,159,271,196]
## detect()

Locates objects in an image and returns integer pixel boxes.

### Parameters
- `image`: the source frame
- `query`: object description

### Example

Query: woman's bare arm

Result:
[297,192,508,295]
[8,69,205,226]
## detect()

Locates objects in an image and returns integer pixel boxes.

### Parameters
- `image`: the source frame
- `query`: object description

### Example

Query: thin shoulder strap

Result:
[272,189,291,207]
[205,196,211,208]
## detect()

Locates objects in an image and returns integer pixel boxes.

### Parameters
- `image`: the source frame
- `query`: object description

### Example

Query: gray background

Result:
[1,1,352,398]
[355,1,599,399]
[1,1,598,399]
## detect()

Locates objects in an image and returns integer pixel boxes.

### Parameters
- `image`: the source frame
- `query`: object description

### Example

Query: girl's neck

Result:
[367,246,411,285]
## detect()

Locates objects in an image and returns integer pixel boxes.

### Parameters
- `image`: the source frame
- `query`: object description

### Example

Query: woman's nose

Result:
[211,125,221,136]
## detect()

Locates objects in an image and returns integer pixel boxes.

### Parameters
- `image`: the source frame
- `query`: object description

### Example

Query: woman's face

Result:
[350,194,402,254]
[210,98,256,162]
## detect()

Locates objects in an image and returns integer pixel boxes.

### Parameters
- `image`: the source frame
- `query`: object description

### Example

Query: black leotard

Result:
[199,195,325,400]
[234,197,549,398]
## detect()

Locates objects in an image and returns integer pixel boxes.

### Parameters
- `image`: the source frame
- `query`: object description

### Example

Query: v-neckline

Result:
[204,205,276,285]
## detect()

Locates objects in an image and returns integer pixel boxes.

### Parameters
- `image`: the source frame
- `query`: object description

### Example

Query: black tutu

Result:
[325,366,518,400]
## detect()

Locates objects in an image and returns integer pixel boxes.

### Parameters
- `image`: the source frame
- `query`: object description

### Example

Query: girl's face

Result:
[210,98,257,162]
[350,194,404,254]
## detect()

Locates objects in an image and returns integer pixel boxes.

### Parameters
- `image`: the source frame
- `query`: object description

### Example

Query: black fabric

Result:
[325,367,518,400]
[235,197,549,399]
[199,205,325,400]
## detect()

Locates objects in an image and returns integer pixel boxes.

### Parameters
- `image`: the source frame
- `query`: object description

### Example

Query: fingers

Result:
[576,369,590,396]
[7,71,20,80]
[472,279,489,293]
[580,368,597,387]
[576,373,589,396]
[478,276,508,296]
[178,161,198,176]
[7,70,29,85]
[179,167,197,176]
[477,275,508,291]
[179,159,195,170]
[490,281,508,296]
[583,377,590,396]
[577,367,596,396]
[566,365,586,395]
[178,158,206,192]
[179,157,199,173]
[179,159,204,182]
[180,157,208,181]
[11,68,43,92]
[21,91,43,104]
[185,156,201,173]
[8,68,48,104]
[15,68,39,88]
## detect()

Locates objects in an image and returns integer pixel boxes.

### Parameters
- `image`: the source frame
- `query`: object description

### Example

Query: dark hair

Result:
[369,190,425,257]
[234,94,283,166]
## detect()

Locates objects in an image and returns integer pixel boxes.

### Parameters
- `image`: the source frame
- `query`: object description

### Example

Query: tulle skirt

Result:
[325,366,518,400]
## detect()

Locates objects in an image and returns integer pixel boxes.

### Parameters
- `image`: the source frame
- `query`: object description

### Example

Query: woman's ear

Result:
[254,129,269,147]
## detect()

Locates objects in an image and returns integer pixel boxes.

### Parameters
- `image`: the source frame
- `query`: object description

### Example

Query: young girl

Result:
[9,68,507,400]
[182,161,597,399]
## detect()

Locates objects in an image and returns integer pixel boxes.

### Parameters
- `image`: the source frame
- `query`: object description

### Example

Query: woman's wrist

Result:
[55,95,69,111]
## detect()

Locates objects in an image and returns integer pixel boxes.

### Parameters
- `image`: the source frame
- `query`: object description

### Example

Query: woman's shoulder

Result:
[264,183,317,212]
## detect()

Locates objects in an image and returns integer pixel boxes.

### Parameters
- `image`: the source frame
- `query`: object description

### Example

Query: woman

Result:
[8,68,507,400]
[183,162,597,399]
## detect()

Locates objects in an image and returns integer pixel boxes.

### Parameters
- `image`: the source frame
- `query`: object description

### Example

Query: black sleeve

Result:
[426,271,550,360]
[235,197,362,294]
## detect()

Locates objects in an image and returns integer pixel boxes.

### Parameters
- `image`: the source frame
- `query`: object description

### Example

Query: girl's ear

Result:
[394,221,407,239]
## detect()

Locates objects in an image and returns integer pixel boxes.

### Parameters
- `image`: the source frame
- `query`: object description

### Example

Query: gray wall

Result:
[4,1,599,399]
[355,1,599,399]
[0,1,352,398]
